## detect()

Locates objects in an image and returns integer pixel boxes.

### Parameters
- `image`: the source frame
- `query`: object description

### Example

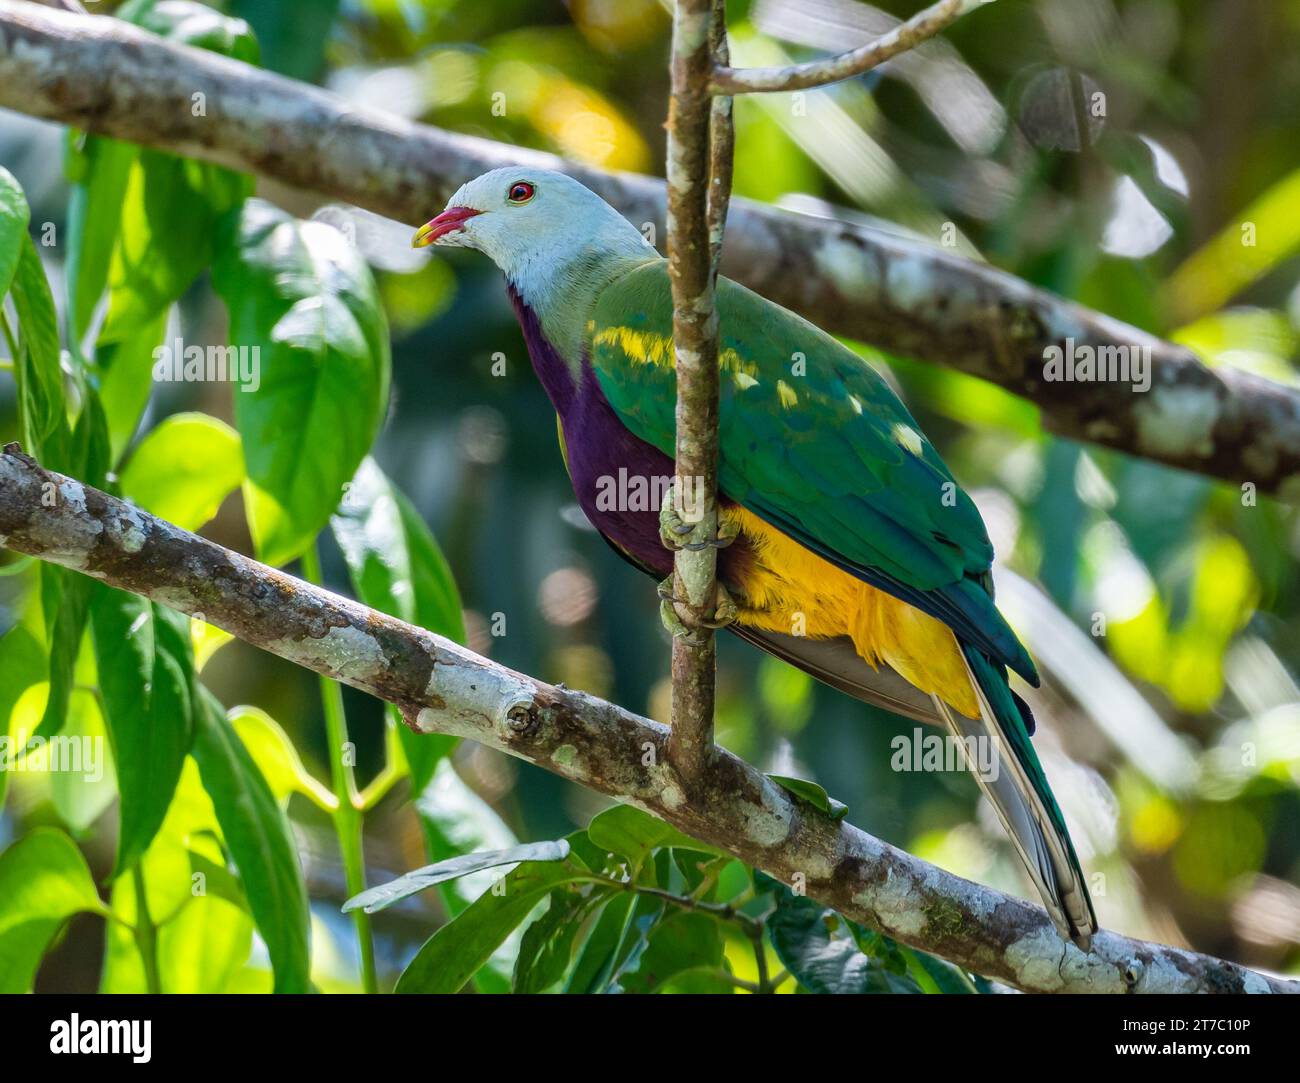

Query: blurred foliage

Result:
[0,0,1297,992]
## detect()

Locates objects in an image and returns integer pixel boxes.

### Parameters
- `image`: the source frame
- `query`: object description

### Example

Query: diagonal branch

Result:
[0,446,1295,994]
[711,0,990,95]
[0,0,1297,496]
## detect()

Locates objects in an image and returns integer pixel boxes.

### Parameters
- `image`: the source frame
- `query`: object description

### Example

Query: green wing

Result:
[587,260,1035,682]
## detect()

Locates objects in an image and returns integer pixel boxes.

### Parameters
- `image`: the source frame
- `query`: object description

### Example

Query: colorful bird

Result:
[414,167,1097,949]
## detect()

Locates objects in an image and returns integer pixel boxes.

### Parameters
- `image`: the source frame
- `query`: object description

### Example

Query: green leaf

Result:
[100,757,236,991]
[0,623,46,808]
[344,840,570,915]
[158,893,254,993]
[94,311,167,458]
[513,885,611,993]
[767,886,923,994]
[395,860,578,994]
[617,911,725,993]
[64,136,137,342]
[1166,166,1300,320]
[68,377,112,491]
[214,199,390,566]
[415,760,517,910]
[192,689,311,993]
[581,893,664,993]
[91,587,197,874]
[565,892,634,993]
[900,945,980,994]
[85,2,255,343]
[35,569,91,739]
[9,235,66,456]
[414,757,518,991]
[229,0,331,79]
[228,705,334,808]
[660,967,738,993]
[119,412,245,532]
[332,458,464,639]
[64,6,255,441]
[32,384,112,744]
[332,457,464,790]
[98,150,249,344]
[767,774,849,820]
[120,0,260,62]
[48,687,117,833]
[671,848,707,889]
[0,828,107,993]
[0,164,30,299]
[587,804,718,876]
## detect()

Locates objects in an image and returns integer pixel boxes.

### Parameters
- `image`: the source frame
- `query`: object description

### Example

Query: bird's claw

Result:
[658,484,739,551]
[657,576,738,643]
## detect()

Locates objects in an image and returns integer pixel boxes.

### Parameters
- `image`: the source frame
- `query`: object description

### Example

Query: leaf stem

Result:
[301,539,378,994]
[131,863,163,995]
[573,874,765,939]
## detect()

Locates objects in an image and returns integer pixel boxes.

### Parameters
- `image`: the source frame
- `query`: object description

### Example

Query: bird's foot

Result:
[657,576,738,644]
[658,483,739,551]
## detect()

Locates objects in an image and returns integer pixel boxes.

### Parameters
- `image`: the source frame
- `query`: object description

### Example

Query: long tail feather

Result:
[931,645,1097,949]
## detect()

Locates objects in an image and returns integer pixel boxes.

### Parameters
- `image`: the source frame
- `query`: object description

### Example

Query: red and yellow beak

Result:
[412,206,483,248]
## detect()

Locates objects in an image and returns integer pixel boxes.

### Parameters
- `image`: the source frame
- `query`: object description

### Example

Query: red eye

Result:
[507,181,535,204]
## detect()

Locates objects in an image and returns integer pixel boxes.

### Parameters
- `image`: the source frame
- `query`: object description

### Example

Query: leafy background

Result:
[0,0,1297,992]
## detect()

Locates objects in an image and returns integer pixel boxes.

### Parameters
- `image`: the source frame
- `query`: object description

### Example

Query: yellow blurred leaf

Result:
[1165,167,1300,321]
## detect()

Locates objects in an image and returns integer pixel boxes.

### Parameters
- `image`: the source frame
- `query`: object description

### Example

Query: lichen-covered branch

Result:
[0,448,1294,994]
[711,0,988,95]
[663,0,726,779]
[0,1,1296,495]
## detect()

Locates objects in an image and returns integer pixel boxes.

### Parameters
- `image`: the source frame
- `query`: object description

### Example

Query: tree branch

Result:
[706,0,733,279]
[0,446,1294,994]
[0,0,1296,495]
[664,0,725,779]
[710,0,988,94]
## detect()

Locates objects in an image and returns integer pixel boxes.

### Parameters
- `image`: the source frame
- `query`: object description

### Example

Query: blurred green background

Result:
[1,0,1298,989]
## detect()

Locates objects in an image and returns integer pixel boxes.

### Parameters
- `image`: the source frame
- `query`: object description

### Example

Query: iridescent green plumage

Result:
[590,262,1035,679]
[587,261,1095,947]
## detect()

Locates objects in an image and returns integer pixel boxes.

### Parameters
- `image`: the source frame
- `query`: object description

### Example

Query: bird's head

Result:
[412,167,653,297]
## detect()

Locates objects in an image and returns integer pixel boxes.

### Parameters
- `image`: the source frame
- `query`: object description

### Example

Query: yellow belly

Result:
[723,506,979,718]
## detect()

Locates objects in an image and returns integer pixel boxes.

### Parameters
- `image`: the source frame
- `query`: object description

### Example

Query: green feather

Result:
[587,261,1036,683]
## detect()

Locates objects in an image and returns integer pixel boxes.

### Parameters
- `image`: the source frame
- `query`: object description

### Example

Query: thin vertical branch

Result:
[665,0,729,780]
[706,0,733,279]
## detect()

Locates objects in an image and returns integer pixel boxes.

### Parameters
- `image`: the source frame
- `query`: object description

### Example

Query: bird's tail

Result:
[931,644,1097,950]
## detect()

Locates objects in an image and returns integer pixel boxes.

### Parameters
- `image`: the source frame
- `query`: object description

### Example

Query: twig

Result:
[706,0,733,278]
[131,863,163,995]
[0,448,1293,994]
[711,0,989,94]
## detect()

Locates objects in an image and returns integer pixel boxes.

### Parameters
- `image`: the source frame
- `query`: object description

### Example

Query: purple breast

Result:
[510,289,675,577]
